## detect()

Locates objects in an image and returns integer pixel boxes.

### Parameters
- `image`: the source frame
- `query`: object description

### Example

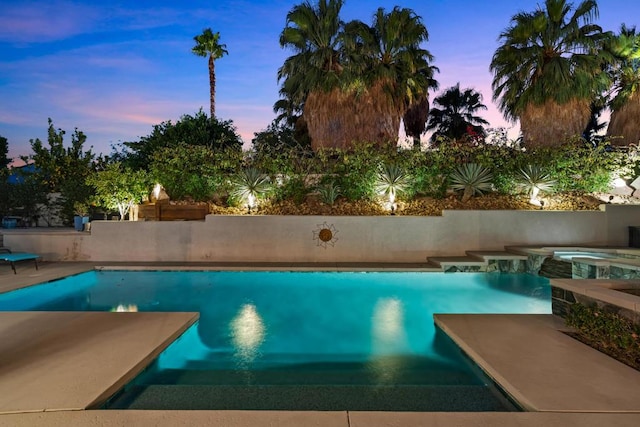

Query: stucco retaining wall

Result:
[3,205,639,263]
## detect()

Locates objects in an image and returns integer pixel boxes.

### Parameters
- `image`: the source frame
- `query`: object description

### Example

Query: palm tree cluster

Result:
[491,0,640,148]
[276,0,438,151]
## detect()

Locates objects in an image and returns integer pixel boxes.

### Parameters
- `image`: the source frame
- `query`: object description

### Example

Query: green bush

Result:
[273,174,309,204]
[111,134,640,208]
[526,142,618,193]
[149,143,225,201]
[317,144,383,201]
[565,302,640,370]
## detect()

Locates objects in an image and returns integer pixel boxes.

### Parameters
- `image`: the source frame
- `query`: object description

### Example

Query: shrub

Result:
[87,162,150,220]
[273,174,309,204]
[528,142,619,193]
[566,302,640,370]
[319,144,382,201]
[149,143,223,201]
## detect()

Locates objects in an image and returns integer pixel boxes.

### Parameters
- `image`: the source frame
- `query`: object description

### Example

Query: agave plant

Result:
[515,165,556,205]
[317,181,341,205]
[449,163,493,202]
[228,168,271,213]
[374,163,411,211]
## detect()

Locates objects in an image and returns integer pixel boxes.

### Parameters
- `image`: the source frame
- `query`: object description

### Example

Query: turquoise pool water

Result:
[0,270,551,411]
[553,251,619,261]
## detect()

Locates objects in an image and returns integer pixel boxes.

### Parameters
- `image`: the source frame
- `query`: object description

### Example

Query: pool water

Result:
[553,251,619,261]
[0,271,551,411]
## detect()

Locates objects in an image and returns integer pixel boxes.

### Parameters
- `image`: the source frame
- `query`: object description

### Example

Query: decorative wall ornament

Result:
[312,222,339,249]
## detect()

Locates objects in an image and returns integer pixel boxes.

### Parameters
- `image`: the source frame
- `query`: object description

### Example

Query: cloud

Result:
[0,1,100,43]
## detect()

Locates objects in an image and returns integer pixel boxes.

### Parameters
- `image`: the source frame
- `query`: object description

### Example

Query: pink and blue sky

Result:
[1,0,638,161]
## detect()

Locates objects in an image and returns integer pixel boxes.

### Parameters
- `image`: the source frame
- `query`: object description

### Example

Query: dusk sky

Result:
[1,0,638,162]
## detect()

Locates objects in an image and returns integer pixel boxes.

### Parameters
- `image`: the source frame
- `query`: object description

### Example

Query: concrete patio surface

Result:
[0,311,198,414]
[1,262,640,426]
[1,410,640,427]
[435,314,640,412]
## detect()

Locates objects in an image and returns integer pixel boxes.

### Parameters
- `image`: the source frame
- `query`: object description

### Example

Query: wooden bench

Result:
[0,249,40,274]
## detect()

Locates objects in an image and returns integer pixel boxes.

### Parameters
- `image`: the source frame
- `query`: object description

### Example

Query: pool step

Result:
[132,366,477,387]
[106,383,512,411]
[427,251,528,273]
[427,256,487,272]
[465,251,529,261]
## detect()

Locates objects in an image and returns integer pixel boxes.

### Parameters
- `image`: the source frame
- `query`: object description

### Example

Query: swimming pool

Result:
[0,270,550,411]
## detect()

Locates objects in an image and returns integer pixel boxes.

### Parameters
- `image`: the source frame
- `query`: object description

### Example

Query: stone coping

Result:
[552,278,640,312]
[95,263,442,272]
[506,245,638,257]
[466,251,529,260]
[569,256,640,271]
[434,314,640,413]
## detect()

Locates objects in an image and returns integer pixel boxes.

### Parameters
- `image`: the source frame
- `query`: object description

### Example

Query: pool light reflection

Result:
[370,297,407,383]
[230,303,265,365]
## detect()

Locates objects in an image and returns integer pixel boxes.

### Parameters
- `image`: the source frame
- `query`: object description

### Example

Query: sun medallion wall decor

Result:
[312,222,339,249]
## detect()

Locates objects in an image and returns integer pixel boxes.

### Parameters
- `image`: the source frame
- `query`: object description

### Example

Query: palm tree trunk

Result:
[209,55,216,118]
[305,83,401,151]
[607,92,640,146]
[520,99,590,149]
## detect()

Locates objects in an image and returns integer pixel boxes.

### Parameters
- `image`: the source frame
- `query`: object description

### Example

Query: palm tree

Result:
[607,25,640,146]
[278,2,436,150]
[192,28,228,118]
[341,7,435,148]
[278,0,345,150]
[426,83,489,143]
[490,0,611,148]
[403,64,439,149]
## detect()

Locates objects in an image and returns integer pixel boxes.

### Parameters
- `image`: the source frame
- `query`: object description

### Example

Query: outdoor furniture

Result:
[0,249,40,274]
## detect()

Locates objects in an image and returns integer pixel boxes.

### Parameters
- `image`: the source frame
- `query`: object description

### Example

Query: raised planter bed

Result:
[138,202,208,221]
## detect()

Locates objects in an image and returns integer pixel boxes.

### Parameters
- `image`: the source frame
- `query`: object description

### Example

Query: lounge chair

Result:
[0,248,40,274]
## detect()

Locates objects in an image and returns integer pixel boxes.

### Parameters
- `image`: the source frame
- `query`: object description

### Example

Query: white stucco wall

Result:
[3,205,638,263]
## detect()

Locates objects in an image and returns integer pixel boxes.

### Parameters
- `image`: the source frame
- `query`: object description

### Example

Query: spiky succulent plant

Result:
[515,165,556,201]
[449,163,493,202]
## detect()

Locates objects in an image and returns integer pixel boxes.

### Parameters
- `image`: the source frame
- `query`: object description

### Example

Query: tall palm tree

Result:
[427,83,489,143]
[278,0,345,150]
[607,25,640,146]
[192,28,228,118]
[490,0,611,148]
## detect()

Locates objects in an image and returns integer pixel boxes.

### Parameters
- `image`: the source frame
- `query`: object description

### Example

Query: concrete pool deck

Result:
[0,262,639,426]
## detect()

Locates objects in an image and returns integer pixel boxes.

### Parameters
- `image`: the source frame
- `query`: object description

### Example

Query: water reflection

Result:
[111,304,138,312]
[230,303,266,367]
[370,297,407,383]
